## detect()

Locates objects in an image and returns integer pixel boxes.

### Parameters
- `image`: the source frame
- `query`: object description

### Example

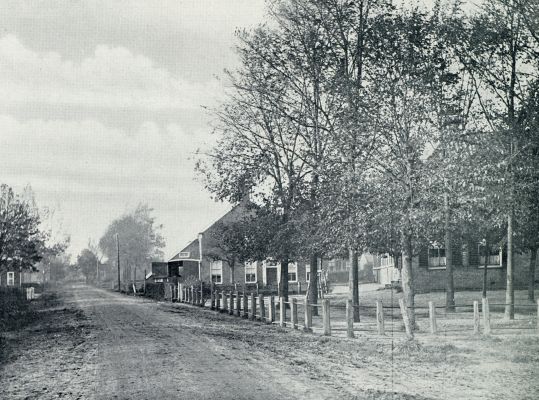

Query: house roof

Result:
[168,199,255,263]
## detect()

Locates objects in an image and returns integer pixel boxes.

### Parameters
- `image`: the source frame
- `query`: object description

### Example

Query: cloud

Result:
[0,34,223,111]
[0,114,228,258]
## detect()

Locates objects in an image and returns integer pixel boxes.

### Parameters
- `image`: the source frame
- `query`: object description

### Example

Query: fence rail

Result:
[173,285,539,340]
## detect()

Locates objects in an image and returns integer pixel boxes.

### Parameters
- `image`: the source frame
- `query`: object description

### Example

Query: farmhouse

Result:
[373,239,538,292]
[168,200,319,291]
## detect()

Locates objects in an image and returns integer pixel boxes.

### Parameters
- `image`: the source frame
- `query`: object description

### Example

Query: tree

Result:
[0,184,47,273]
[77,248,99,284]
[99,204,165,285]
[205,208,268,284]
[465,0,539,319]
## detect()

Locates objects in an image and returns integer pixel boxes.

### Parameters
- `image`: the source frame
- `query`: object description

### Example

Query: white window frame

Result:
[478,244,503,269]
[210,260,223,284]
[244,261,257,283]
[288,262,298,283]
[178,251,190,258]
[428,243,447,270]
[7,272,15,286]
[375,253,394,270]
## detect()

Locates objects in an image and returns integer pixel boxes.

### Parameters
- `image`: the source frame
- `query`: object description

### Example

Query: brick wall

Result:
[413,251,537,293]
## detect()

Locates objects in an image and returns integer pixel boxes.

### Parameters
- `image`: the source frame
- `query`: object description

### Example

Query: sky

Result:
[0,0,266,260]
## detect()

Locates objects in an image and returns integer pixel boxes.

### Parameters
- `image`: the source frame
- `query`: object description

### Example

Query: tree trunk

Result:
[482,239,489,299]
[444,193,455,311]
[505,211,515,320]
[279,257,289,303]
[401,233,415,328]
[348,249,360,322]
[308,253,319,316]
[229,261,235,284]
[528,247,537,302]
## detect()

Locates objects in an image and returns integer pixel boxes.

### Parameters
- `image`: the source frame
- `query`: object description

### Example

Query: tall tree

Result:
[99,204,165,284]
[0,184,47,273]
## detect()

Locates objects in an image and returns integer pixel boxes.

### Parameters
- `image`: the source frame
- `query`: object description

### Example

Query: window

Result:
[428,243,447,269]
[379,253,394,268]
[478,244,502,268]
[210,260,223,284]
[178,252,190,258]
[7,272,14,286]
[245,261,257,283]
[328,259,336,272]
[288,262,298,282]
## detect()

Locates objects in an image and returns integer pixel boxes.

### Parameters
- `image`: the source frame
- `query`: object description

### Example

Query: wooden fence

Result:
[175,283,539,339]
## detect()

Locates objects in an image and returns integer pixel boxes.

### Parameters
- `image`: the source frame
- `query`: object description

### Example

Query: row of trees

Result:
[77,204,165,286]
[198,0,539,324]
[0,184,69,276]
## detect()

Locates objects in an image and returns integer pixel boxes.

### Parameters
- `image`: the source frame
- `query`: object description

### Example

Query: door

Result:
[266,267,278,286]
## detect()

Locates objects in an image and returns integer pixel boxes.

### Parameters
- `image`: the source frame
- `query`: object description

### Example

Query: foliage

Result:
[98,204,165,277]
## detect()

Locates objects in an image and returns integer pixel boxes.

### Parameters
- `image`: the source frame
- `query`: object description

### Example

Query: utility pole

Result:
[116,233,121,292]
[96,258,99,285]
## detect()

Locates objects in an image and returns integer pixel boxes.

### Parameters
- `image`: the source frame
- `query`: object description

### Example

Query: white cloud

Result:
[0,114,228,258]
[0,34,223,110]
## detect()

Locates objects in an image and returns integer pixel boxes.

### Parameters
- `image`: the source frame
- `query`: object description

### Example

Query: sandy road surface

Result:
[64,284,343,400]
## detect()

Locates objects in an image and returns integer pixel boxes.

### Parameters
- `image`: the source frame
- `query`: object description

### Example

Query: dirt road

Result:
[2,284,349,399]
[3,284,538,400]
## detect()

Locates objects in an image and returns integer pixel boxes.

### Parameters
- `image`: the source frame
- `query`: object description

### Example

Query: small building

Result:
[0,269,43,287]
[145,261,180,284]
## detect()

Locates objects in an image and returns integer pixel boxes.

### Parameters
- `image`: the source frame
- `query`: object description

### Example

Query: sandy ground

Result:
[1,284,538,399]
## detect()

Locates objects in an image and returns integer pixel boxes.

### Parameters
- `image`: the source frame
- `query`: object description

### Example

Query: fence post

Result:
[194,288,199,305]
[428,301,437,335]
[229,291,234,315]
[215,290,220,310]
[178,283,182,302]
[200,282,204,306]
[376,300,385,335]
[279,298,286,327]
[210,286,215,309]
[346,299,355,338]
[473,301,480,334]
[144,270,147,294]
[322,299,331,336]
[221,291,227,312]
[482,297,491,335]
[304,295,312,332]
[537,299,539,332]
[236,291,241,317]
[399,298,414,338]
[291,298,298,329]
[242,292,249,318]
[258,295,265,321]
[298,281,301,294]
[269,295,276,323]
[250,292,256,320]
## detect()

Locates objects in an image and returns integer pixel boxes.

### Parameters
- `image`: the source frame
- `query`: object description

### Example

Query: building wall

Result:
[0,270,21,287]
[413,250,536,293]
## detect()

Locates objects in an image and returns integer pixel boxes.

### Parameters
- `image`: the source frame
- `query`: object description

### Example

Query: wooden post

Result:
[229,291,234,315]
[215,290,220,310]
[298,281,301,294]
[291,298,298,329]
[242,292,249,319]
[144,269,147,294]
[236,291,241,317]
[256,282,259,295]
[482,297,491,335]
[269,295,276,323]
[258,295,265,321]
[322,299,331,336]
[221,291,227,312]
[250,292,256,320]
[210,288,215,309]
[399,298,413,338]
[178,283,182,302]
[428,301,437,335]
[200,282,204,306]
[537,299,539,332]
[346,299,355,338]
[473,301,480,334]
[279,298,286,327]
[303,295,312,332]
[191,286,195,305]
[194,288,199,305]
[376,300,385,335]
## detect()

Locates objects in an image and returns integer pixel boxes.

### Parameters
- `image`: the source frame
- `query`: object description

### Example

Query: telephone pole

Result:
[116,233,121,292]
